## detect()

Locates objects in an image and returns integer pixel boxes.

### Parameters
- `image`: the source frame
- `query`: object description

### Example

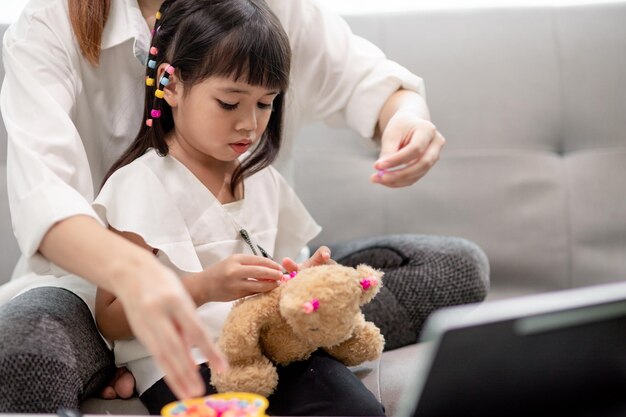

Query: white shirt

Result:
[92,149,320,394]
[0,0,424,303]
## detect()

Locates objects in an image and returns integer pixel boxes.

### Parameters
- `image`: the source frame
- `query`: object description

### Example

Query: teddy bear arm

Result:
[219,293,278,363]
[324,319,384,366]
[211,356,278,397]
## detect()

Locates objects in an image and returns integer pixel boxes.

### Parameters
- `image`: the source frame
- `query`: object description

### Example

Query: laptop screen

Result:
[396,281,626,417]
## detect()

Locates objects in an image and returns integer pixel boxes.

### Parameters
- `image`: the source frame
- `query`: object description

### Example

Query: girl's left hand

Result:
[371,110,446,188]
[281,246,335,274]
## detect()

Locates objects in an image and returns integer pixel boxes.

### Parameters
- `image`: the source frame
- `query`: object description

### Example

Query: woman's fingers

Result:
[174,307,229,375]
[372,131,445,188]
[121,284,206,398]
[146,313,204,399]
[373,112,445,188]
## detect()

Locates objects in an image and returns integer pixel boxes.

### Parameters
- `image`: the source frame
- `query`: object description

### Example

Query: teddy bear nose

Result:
[309,328,320,332]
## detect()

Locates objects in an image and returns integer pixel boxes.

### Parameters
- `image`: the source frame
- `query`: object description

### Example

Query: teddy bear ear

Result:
[356,264,383,305]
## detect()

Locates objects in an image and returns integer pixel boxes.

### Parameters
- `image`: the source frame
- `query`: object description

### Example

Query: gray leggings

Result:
[0,287,115,412]
[0,234,488,412]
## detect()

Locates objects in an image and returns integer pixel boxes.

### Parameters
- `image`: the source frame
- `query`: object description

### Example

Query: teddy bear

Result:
[210,263,385,397]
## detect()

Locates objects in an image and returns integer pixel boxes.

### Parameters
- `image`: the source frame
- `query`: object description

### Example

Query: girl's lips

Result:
[230,142,251,154]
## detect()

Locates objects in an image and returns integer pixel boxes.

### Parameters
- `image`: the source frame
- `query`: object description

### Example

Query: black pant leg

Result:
[142,353,384,416]
[140,364,218,415]
[268,350,385,416]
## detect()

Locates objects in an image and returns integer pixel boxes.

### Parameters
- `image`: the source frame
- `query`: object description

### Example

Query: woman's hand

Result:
[371,109,446,188]
[370,89,446,188]
[39,216,228,400]
[187,254,284,303]
[281,246,335,274]
[112,257,229,400]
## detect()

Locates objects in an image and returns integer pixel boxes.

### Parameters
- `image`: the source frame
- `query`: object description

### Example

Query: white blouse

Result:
[0,0,424,303]
[92,149,321,394]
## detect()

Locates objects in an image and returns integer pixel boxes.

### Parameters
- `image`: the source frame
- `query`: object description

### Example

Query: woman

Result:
[0,0,488,411]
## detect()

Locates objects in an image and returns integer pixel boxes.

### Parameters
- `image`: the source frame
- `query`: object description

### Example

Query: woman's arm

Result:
[2,5,229,399]
[93,225,284,341]
[275,1,441,188]
[93,227,159,341]
[40,215,228,399]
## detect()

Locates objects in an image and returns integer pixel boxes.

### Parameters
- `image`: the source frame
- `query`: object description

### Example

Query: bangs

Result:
[172,4,291,92]
[206,29,290,90]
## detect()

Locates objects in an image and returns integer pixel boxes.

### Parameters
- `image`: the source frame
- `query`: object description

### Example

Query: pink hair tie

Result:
[151,109,162,118]
[303,298,320,314]
[360,277,378,291]
[145,119,153,127]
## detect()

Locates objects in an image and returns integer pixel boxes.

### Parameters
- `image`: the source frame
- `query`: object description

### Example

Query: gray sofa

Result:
[2,2,626,415]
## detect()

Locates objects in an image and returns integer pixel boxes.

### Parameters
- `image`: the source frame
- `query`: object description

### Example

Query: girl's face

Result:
[164,74,279,164]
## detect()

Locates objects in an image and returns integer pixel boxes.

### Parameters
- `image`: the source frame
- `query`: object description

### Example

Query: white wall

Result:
[316,0,626,14]
[2,0,625,24]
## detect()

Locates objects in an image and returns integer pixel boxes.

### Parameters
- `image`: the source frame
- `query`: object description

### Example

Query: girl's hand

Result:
[371,110,446,188]
[193,254,284,302]
[113,257,229,400]
[281,246,335,274]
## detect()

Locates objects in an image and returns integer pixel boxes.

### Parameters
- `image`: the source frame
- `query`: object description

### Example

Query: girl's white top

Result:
[0,0,424,308]
[92,149,321,394]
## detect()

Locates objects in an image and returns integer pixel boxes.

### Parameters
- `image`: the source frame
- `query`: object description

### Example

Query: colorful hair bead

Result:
[148,60,157,69]
[145,119,153,127]
[165,65,175,75]
[150,46,158,55]
[156,11,162,19]
[155,89,165,99]
[159,76,170,86]
[145,77,155,86]
[151,109,162,118]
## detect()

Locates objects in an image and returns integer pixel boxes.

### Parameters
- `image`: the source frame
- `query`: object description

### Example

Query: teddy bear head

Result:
[278,263,383,347]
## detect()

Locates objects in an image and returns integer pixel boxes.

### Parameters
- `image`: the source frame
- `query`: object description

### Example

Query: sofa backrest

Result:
[1,4,626,293]
[291,3,626,293]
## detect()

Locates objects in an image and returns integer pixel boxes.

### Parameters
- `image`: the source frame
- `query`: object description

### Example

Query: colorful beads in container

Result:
[161,392,269,417]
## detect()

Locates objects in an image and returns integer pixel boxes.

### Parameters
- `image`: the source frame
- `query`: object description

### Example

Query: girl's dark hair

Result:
[102,0,291,194]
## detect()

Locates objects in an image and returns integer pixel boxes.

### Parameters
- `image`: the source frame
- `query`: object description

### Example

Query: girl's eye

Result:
[217,100,238,110]
[257,102,273,111]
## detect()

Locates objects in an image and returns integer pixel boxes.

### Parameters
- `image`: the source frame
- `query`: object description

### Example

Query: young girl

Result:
[93,0,385,415]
